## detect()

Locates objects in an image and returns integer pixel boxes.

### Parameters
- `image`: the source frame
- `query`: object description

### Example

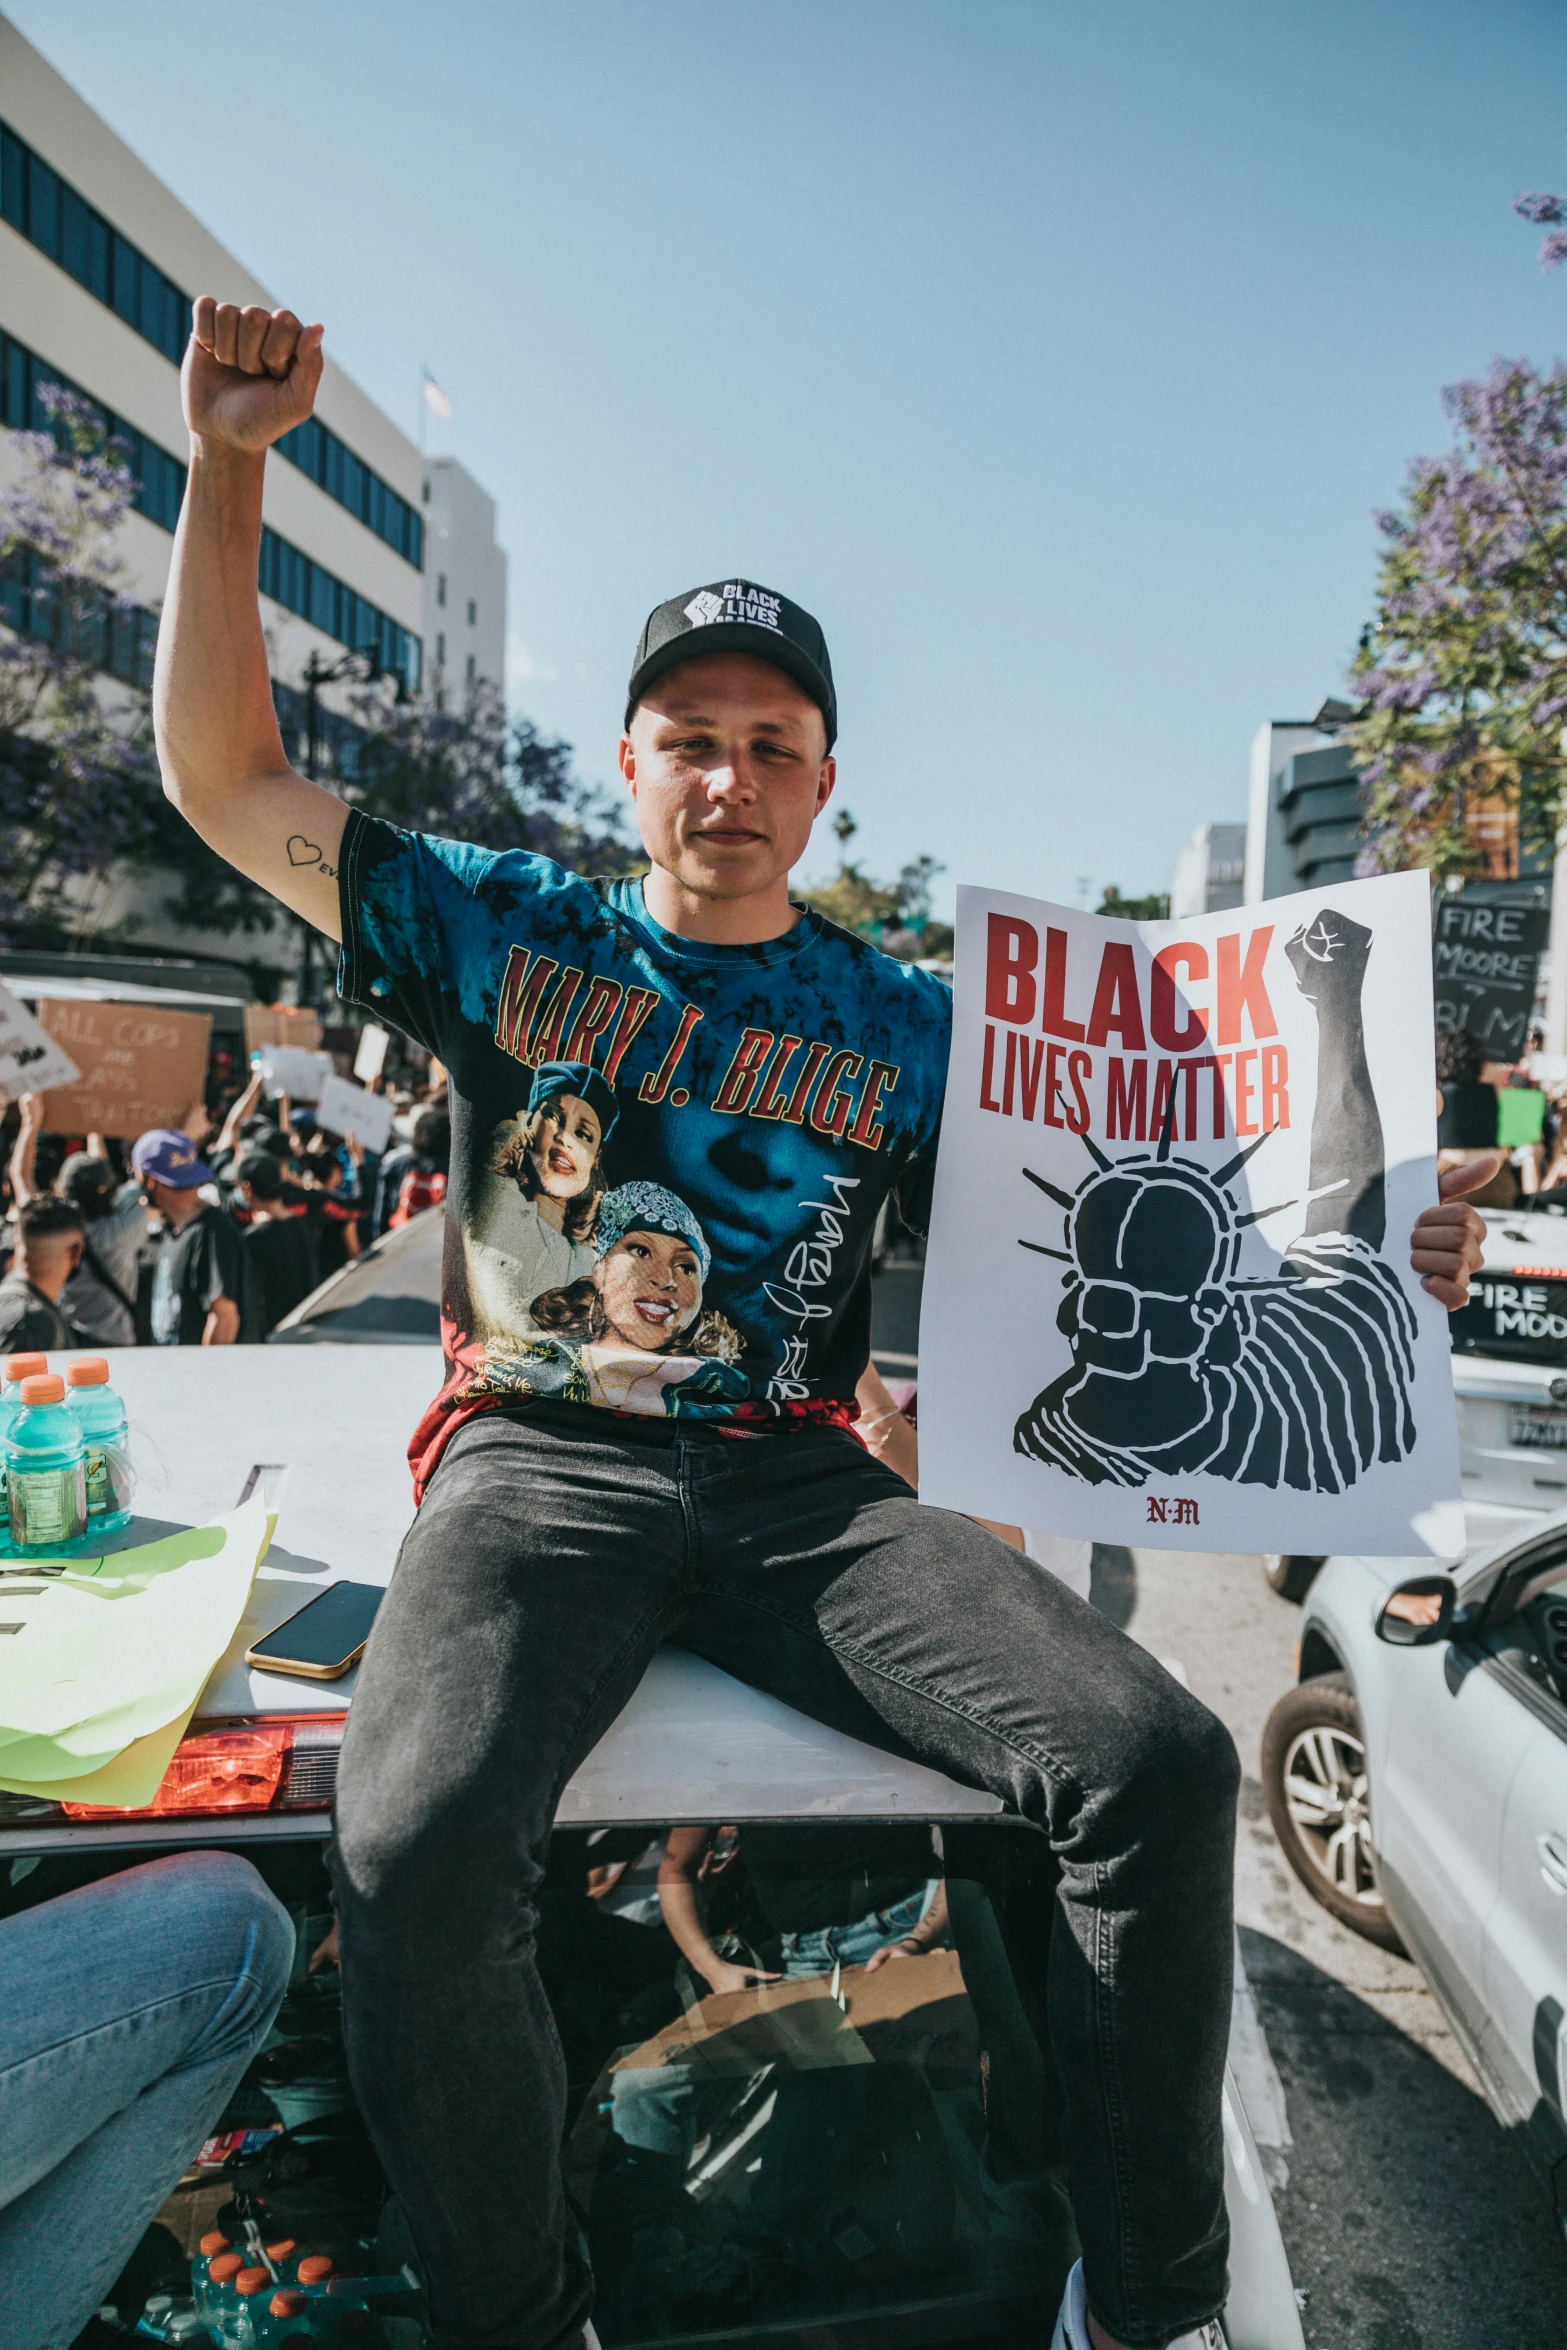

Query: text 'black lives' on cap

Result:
[626,580,837,749]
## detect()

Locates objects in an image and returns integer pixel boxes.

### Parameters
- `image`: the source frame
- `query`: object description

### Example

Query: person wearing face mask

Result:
[0,1198,91,1354]
[465,1062,614,1343]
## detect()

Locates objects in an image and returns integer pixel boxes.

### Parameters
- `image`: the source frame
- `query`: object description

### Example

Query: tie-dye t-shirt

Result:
[336,812,952,1493]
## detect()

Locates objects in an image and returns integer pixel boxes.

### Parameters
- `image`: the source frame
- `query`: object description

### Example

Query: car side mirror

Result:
[1376,1576,1456,1647]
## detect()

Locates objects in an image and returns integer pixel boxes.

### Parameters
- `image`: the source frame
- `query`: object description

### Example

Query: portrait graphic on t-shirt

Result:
[472,1178,751,1416]
[465,1060,615,1347]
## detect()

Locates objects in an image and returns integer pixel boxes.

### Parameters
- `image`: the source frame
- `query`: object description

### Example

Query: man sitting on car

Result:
[149,294,1492,2350]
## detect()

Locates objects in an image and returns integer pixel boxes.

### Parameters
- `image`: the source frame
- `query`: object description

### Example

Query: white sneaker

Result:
[1050,2259,1228,2350]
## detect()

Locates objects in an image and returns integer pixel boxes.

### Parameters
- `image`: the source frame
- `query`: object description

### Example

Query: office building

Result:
[0,15,505,973]
[423,455,508,702]
[1241,702,1364,902]
[1170,822,1246,918]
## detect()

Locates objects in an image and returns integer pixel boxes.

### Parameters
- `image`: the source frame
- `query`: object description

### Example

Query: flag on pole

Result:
[423,375,453,421]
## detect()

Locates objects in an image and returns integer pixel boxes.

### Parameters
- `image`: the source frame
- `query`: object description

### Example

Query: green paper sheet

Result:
[0,1499,272,1796]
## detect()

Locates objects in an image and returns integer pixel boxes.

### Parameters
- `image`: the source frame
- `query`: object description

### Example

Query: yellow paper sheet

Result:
[0,1500,272,1796]
[32,1709,196,1810]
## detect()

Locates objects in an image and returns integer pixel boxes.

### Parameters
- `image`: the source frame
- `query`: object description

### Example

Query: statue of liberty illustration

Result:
[1013,908,1418,1491]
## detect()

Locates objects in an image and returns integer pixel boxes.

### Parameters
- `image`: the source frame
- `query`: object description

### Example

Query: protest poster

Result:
[353,1022,390,1082]
[256,1045,334,1103]
[0,980,82,1097]
[244,1003,324,1057]
[316,1072,396,1154]
[1431,894,1548,1060]
[36,1000,211,1140]
[918,873,1463,1557]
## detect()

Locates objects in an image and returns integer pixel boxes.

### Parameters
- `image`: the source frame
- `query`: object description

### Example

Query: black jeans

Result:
[330,1406,1238,2350]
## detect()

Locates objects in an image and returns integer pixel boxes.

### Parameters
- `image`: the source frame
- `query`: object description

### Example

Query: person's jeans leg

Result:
[0,1851,293,2350]
[330,1409,686,2350]
[680,1429,1238,2350]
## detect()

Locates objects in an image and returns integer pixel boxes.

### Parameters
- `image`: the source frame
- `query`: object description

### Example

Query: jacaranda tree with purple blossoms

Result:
[1349,358,1567,876]
[0,385,162,944]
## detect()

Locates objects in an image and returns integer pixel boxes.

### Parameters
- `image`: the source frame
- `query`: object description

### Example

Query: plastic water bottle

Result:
[195,2246,246,2338]
[231,2265,277,2346]
[66,1357,134,1532]
[0,1352,48,1553]
[4,1374,87,1553]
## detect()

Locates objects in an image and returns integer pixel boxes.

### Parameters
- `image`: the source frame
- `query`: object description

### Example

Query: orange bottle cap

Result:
[67,1358,109,1386]
[4,1354,47,1381]
[270,2291,308,2317]
[199,2230,232,2257]
[265,2238,299,2261]
[208,2253,244,2282]
[297,2254,334,2282]
[18,1374,64,1406]
[235,2266,271,2294]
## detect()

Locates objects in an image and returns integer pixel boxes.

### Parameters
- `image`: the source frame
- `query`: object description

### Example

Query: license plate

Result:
[1510,1405,1567,1450]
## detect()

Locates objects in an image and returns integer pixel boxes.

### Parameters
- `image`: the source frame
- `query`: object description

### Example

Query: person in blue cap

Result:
[465,1060,617,1344]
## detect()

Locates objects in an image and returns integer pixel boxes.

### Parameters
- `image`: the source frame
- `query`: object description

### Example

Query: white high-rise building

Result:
[1170,822,1247,919]
[422,456,508,705]
[0,14,468,969]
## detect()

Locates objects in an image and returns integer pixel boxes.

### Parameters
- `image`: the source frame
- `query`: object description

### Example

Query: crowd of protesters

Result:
[1435,1022,1567,1209]
[0,1062,450,1355]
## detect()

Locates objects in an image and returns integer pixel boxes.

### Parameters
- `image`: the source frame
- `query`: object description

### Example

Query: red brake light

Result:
[61,1714,346,1822]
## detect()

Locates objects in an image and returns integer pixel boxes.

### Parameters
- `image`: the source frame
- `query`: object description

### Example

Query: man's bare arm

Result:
[153,299,346,943]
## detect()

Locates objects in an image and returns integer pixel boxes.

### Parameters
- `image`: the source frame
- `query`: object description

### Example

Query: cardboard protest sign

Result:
[37,1000,211,1140]
[1431,895,1547,1059]
[316,1072,396,1154]
[0,980,81,1097]
[244,1003,323,1056]
[919,873,1463,1557]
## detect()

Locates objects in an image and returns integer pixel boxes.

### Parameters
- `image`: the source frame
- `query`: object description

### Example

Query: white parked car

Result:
[1262,1506,1567,2228]
[0,1346,1304,2347]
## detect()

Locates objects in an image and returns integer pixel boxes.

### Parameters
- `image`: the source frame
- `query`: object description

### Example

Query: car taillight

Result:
[60,1715,346,1822]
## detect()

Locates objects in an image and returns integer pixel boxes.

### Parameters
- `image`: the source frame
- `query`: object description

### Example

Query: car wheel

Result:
[1262,1553,1325,1603]
[1261,1672,1406,1953]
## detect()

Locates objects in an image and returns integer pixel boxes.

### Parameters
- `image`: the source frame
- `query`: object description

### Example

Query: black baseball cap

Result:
[626,580,837,749]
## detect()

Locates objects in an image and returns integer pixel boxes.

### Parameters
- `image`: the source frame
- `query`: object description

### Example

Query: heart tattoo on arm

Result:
[287,834,337,879]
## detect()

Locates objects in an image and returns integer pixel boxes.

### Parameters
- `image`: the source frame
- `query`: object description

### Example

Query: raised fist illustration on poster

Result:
[1012,907,1418,1492]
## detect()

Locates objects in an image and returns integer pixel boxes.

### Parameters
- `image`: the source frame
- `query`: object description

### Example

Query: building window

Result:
[436,632,446,668]
[1,540,158,688]
[467,598,477,626]
[258,525,421,693]
[436,574,447,607]
[1,116,424,572]
[465,653,476,688]
[0,327,187,533]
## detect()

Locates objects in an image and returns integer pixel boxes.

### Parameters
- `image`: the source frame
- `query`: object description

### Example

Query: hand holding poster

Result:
[918,873,1463,1557]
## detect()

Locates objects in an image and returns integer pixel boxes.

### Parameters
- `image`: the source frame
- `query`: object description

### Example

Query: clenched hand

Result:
[1410,1155,1497,1310]
[183,298,324,454]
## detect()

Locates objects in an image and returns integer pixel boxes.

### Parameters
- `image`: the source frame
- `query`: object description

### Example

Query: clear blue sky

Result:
[11,0,1567,915]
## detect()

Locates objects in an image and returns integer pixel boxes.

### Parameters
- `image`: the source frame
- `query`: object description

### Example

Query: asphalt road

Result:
[869,1255,1567,2350]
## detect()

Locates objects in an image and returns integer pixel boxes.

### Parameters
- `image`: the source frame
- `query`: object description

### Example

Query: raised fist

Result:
[182,298,324,454]
[1284,907,1374,1005]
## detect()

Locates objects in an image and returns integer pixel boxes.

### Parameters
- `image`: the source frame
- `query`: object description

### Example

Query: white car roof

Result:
[45,1345,1000,1823]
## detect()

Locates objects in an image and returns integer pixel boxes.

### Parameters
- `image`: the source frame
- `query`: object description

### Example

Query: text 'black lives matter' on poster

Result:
[918,874,1463,1556]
